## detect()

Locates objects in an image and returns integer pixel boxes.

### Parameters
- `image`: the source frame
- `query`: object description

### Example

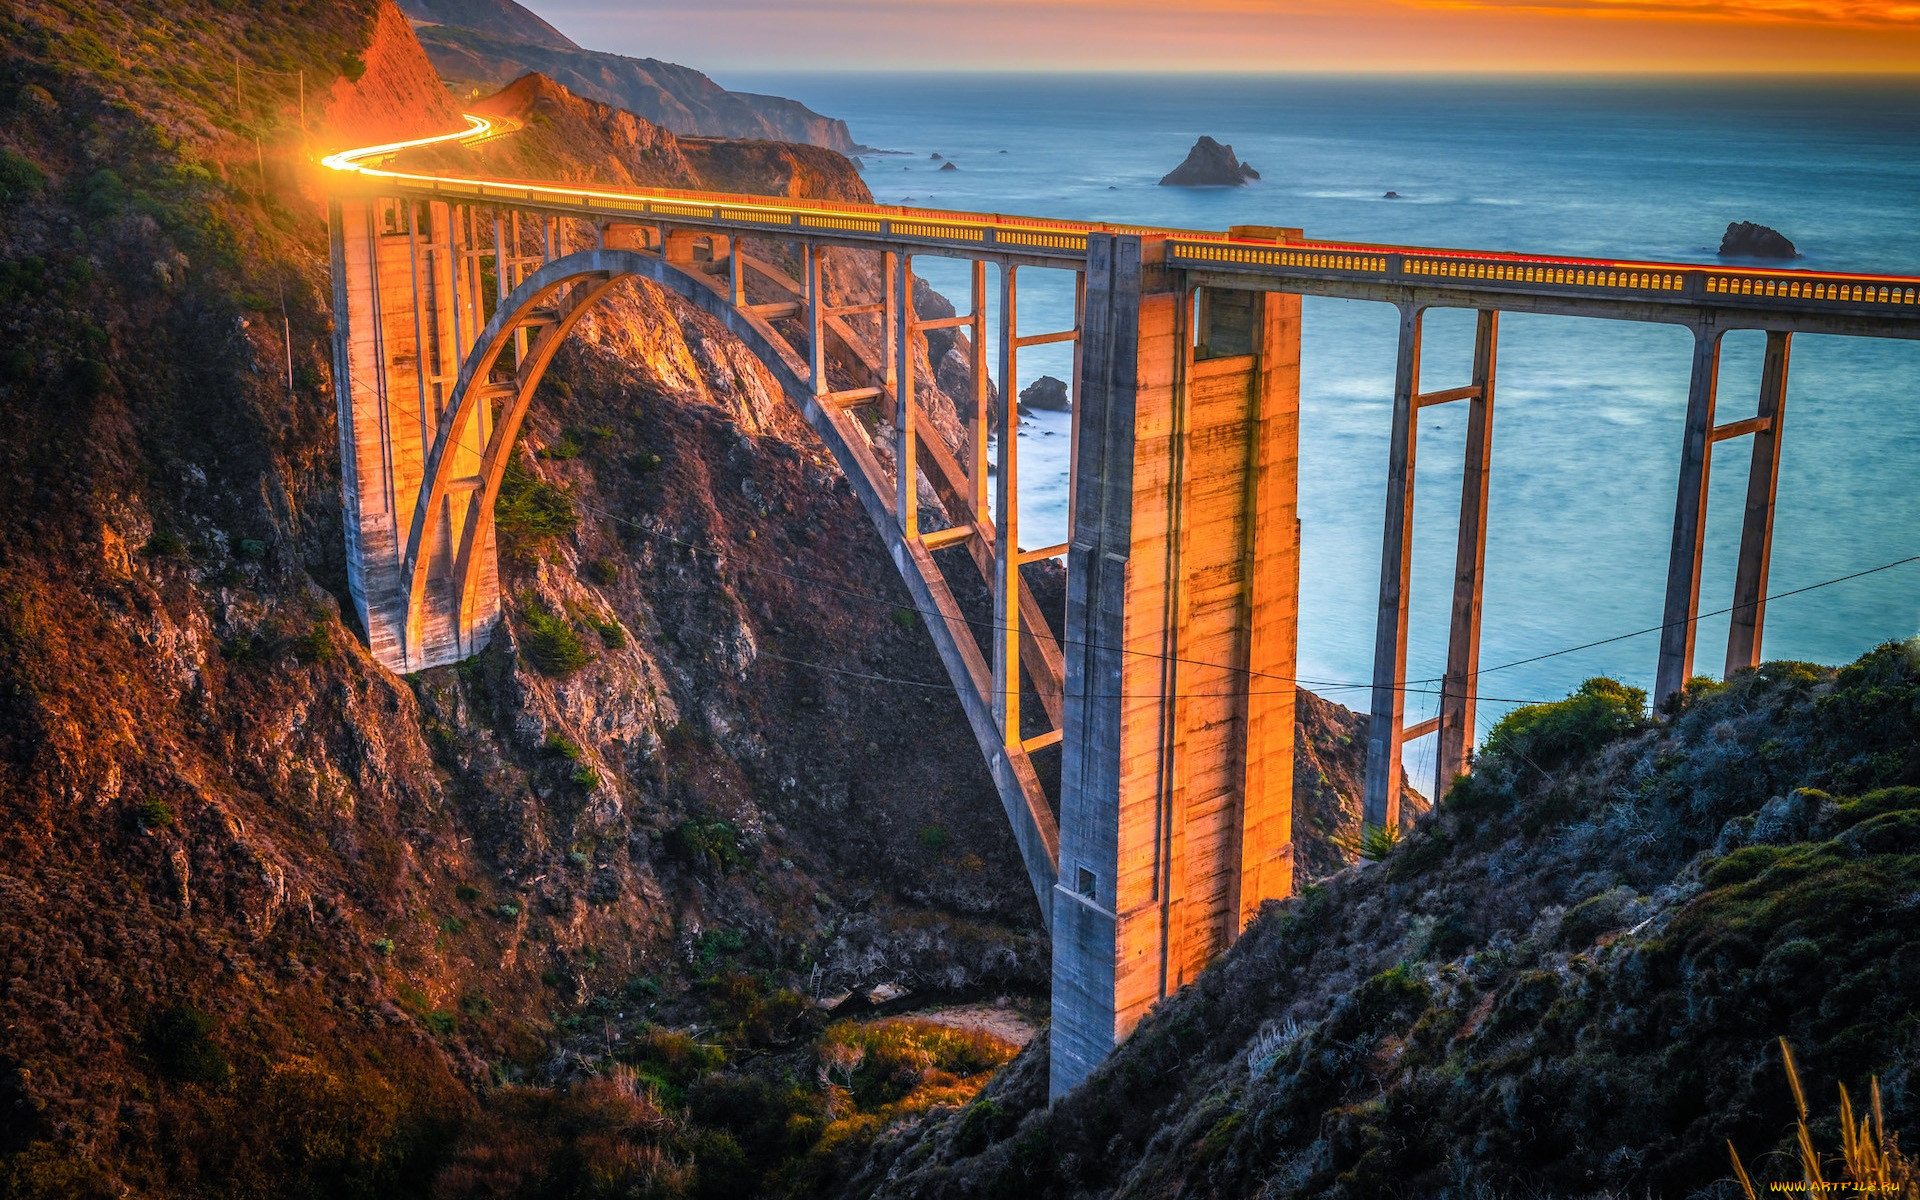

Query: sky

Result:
[522,0,1920,73]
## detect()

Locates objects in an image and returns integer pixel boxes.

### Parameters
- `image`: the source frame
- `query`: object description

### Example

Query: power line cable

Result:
[383,225,1920,709]
[1449,554,1920,683]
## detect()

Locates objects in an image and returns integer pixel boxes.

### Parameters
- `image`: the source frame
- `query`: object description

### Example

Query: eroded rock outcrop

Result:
[1720,220,1799,259]
[1018,375,1069,413]
[1159,135,1260,187]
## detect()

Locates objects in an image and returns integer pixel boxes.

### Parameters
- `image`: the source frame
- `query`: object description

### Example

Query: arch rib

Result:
[402,246,1060,918]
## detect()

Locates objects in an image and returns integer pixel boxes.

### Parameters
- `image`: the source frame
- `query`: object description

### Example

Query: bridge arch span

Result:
[400,247,818,666]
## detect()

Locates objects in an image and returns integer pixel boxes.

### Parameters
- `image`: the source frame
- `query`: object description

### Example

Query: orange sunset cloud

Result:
[530,0,1920,71]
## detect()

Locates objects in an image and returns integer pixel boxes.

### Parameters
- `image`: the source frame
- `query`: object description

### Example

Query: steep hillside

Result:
[398,0,860,151]
[845,651,1920,1199]
[398,0,577,49]
[0,4,1404,1198]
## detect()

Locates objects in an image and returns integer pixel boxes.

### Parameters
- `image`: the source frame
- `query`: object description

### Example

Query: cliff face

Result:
[0,3,1407,1195]
[0,3,1021,1192]
[324,0,462,143]
[398,2,860,152]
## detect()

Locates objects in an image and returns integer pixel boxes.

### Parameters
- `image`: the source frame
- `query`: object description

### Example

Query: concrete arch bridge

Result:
[324,116,1920,1097]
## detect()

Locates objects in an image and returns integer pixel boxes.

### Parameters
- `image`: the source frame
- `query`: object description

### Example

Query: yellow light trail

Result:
[318,115,1920,295]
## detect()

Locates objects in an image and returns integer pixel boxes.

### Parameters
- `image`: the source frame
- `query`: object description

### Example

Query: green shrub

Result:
[0,148,46,203]
[543,732,582,760]
[520,603,589,676]
[142,530,185,557]
[1335,821,1402,862]
[1704,844,1788,888]
[294,625,334,665]
[133,798,175,829]
[665,819,745,873]
[69,358,112,397]
[372,938,394,957]
[917,823,950,851]
[340,53,366,82]
[953,1096,1003,1155]
[494,454,576,561]
[571,765,601,790]
[79,168,127,218]
[454,884,481,903]
[692,928,746,971]
[539,430,582,460]
[585,557,619,586]
[1480,676,1648,771]
[145,1004,230,1084]
[580,611,625,649]
[1661,673,1727,717]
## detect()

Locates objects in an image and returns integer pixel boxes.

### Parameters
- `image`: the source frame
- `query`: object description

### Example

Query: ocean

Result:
[729,73,1920,781]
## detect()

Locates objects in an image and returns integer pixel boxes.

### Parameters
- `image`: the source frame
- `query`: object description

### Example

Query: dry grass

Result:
[1730,1038,1919,1198]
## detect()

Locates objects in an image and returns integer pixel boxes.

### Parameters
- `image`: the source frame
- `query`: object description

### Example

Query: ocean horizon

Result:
[728,72,1920,787]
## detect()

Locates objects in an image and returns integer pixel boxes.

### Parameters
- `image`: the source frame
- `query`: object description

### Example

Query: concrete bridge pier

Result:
[1052,235,1303,1098]
[1363,306,1502,829]
[1657,328,1794,704]
[330,195,497,671]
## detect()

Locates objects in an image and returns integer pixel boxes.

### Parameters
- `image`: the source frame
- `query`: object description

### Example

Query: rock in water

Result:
[939,161,958,171]
[1719,221,1798,259]
[1159,136,1260,187]
[1019,375,1070,412]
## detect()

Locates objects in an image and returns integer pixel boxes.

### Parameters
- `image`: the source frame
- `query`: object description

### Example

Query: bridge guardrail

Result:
[327,116,1920,325]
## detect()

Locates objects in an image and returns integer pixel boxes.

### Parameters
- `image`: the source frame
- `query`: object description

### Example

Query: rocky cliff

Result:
[0,3,1405,1197]
[398,0,860,152]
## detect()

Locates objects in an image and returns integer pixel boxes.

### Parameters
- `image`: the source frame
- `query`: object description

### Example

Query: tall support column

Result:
[1055,233,1149,1103]
[1234,289,1302,931]
[895,252,917,536]
[806,243,826,398]
[1725,331,1792,676]
[1363,304,1424,831]
[993,265,1021,748]
[1656,326,1723,706]
[1053,237,1301,1100]
[1067,270,1086,541]
[1435,310,1499,799]
[971,259,991,521]
[730,235,746,309]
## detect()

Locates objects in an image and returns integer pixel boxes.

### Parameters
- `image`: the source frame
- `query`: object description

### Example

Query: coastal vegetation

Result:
[846,644,1920,1198]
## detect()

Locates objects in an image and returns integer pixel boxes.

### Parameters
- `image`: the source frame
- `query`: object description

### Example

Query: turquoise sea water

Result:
[731,73,1920,779]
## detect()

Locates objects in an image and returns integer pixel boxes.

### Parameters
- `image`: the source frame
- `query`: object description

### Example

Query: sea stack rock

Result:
[1019,375,1070,412]
[1159,136,1259,187]
[1719,222,1798,260]
[939,161,958,171]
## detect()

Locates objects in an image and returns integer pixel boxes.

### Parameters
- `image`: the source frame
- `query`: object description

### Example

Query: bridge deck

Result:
[325,115,1920,339]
